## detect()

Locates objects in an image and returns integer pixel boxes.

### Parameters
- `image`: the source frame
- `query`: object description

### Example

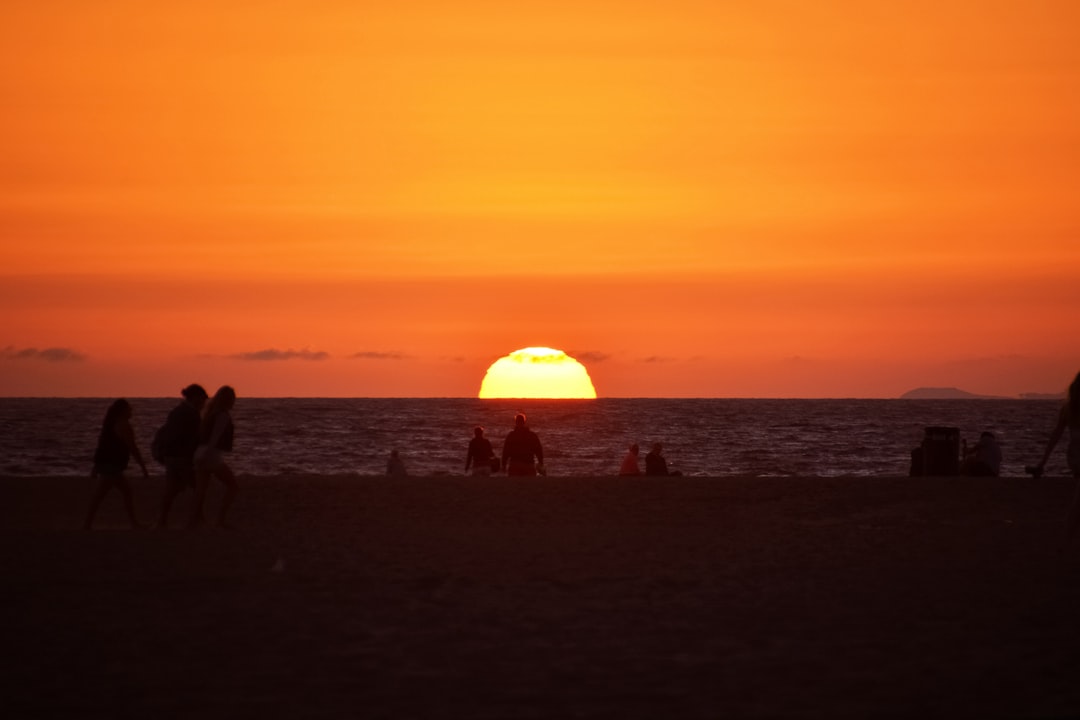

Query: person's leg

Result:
[188,467,210,528]
[158,461,190,528]
[82,475,113,530]
[115,475,143,529]
[216,463,237,528]
[157,483,181,528]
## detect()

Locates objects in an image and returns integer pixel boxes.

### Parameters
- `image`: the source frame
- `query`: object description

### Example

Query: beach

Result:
[3,474,1080,718]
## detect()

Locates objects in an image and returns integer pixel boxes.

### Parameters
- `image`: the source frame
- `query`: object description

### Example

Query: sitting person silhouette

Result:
[961,431,1002,477]
[644,442,681,476]
[619,443,641,476]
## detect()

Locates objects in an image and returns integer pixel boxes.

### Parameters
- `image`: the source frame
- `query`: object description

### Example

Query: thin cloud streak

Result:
[229,348,330,361]
[1,345,87,362]
[569,351,611,364]
[350,351,410,360]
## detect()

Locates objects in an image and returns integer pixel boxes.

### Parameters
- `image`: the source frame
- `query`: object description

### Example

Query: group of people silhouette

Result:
[84,384,238,530]
[617,442,682,476]
[388,413,548,478]
[84,371,1080,545]
[470,415,676,477]
[388,415,681,479]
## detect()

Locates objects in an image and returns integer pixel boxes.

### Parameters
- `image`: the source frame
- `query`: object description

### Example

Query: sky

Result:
[2,0,1078,398]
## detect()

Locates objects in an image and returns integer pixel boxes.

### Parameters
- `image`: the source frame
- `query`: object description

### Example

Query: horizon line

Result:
[0,395,1062,401]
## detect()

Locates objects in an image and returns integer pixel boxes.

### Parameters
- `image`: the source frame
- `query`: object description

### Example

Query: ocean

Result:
[0,398,1066,478]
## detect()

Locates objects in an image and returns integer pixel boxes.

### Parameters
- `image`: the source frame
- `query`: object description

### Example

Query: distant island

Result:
[900,387,1062,400]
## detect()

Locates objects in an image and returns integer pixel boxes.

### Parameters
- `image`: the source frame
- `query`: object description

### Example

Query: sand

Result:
[2,473,1079,718]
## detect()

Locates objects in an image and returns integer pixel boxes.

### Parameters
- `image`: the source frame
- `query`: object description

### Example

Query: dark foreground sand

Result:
[2,474,1080,719]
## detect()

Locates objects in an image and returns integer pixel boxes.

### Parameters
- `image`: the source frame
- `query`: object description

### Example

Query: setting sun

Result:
[479,347,598,399]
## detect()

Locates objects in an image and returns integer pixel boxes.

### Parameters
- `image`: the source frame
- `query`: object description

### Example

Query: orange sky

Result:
[2,0,1078,397]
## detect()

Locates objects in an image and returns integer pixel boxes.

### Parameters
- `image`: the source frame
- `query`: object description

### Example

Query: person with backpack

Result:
[155,384,208,528]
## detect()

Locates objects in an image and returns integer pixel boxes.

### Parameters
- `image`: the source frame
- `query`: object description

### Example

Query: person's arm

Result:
[1037,404,1069,470]
[119,418,149,478]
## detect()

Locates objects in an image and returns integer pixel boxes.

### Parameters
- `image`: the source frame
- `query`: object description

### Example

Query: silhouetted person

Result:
[465,426,496,476]
[84,399,148,530]
[645,442,680,476]
[961,431,1002,477]
[1032,371,1080,542]
[502,413,544,476]
[619,443,641,476]
[189,385,237,529]
[156,384,208,528]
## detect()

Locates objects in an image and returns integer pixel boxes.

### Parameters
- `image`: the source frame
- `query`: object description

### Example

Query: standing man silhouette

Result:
[502,413,544,476]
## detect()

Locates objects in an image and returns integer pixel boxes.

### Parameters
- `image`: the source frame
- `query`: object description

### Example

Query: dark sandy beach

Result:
[3,474,1079,718]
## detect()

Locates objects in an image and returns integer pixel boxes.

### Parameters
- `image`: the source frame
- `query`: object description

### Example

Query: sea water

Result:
[0,398,1064,478]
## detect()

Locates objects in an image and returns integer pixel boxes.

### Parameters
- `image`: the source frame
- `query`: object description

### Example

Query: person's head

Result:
[205,385,236,417]
[390,449,400,459]
[181,383,209,410]
[514,413,526,428]
[652,442,663,454]
[474,426,485,438]
[979,431,996,444]
[629,443,638,454]
[101,398,131,430]
[1070,371,1080,415]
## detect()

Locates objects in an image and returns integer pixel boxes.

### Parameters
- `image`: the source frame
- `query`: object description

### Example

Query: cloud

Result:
[229,348,330,361]
[1,345,87,362]
[569,351,611,364]
[640,355,677,364]
[349,351,410,360]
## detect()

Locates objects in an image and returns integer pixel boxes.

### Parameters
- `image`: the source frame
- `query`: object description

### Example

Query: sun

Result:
[479,347,598,399]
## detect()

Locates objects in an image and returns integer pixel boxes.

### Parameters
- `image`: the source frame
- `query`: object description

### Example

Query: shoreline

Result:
[3,474,1079,717]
